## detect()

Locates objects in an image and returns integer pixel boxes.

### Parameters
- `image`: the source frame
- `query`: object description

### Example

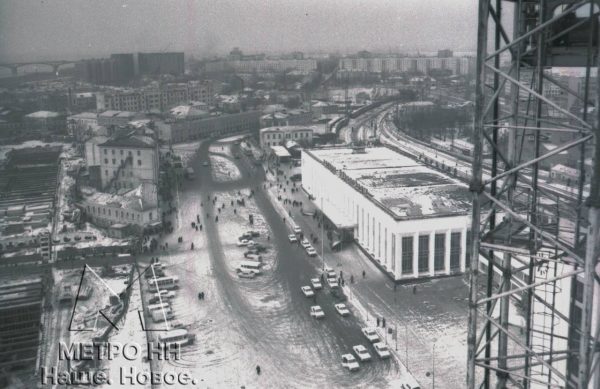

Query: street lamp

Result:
[321,196,324,272]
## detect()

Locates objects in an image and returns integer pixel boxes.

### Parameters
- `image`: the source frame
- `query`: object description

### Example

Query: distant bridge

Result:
[0,60,78,76]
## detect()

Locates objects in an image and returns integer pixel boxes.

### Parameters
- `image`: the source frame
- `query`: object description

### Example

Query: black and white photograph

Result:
[0,1,599,388]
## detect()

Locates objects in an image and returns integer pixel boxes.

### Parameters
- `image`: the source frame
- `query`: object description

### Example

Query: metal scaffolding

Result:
[468,1,600,388]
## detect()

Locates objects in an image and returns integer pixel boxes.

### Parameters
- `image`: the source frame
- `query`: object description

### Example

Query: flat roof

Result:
[271,146,291,158]
[305,147,471,219]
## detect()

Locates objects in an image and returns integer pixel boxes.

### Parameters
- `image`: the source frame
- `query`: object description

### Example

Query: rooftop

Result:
[260,126,314,134]
[25,110,60,119]
[306,146,472,219]
[100,134,155,149]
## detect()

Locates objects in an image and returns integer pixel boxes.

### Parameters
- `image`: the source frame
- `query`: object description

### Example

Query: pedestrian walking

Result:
[350,275,354,284]
[362,270,366,278]
[382,318,386,328]
[413,285,417,294]
[377,317,380,326]
[256,365,261,375]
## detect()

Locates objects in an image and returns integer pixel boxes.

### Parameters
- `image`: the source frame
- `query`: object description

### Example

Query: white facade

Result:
[302,149,471,281]
[338,56,475,75]
[260,126,313,149]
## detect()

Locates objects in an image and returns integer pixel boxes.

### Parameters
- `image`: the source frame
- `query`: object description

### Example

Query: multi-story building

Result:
[138,52,184,75]
[259,126,314,149]
[156,111,261,143]
[338,56,475,76]
[95,80,214,112]
[302,146,472,281]
[75,53,135,85]
[96,133,159,192]
[204,59,317,74]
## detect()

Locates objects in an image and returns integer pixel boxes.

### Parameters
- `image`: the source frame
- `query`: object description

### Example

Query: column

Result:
[429,231,435,277]
[412,232,419,278]
[445,229,451,275]
[460,227,468,272]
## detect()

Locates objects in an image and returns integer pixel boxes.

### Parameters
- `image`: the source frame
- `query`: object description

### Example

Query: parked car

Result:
[237,269,256,279]
[310,305,325,319]
[237,239,255,247]
[341,354,360,372]
[306,247,317,257]
[301,286,314,297]
[293,226,302,234]
[300,238,311,248]
[288,234,298,243]
[310,278,322,290]
[373,342,391,359]
[334,303,350,316]
[327,277,339,288]
[203,161,209,167]
[362,327,380,343]
[352,345,372,362]
[244,253,262,261]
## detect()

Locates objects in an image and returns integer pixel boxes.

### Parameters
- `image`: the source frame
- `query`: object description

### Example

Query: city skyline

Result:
[0,0,478,63]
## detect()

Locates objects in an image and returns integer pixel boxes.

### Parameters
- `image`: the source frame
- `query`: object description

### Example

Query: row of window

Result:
[103,158,142,166]
[87,205,153,222]
[264,131,310,140]
[103,149,141,156]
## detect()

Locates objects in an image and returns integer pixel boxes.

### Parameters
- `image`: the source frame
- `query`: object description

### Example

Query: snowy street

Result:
[140,139,406,388]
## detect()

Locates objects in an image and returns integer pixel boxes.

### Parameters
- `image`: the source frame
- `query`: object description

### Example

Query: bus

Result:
[158,329,196,347]
[237,261,262,275]
[147,302,171,312]
[148,276,179,292]
[151,308,174,323]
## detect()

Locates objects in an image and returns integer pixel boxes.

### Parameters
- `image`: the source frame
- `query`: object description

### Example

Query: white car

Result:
[310,305,325,319]
[300,238,311,248]
[324,265,334,273]
[306,247,317,257]
[326,269,337,279]
[362,327,380,343]
[310,278,322,290]
[288,234,298,243]
[327,277,339,288]
[293,226,302,234]
[373,342,391,359]
[341,354,360,371]
[334,303,350,316]
[352,345,372,362]
[237,239,251,247]
[301,286,314,297]
[237,269,256,279]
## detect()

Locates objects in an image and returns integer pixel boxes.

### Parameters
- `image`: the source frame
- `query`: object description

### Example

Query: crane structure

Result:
[468,1,600,388]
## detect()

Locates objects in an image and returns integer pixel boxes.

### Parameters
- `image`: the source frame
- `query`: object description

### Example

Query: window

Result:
[112,158,116,164]
[128,151,132,157]
[120,149,123,155]
[105,170,109,176]
[450,232,461,270]
[104,158,108,164]
[434,233,445,271]
[138,160,142,166]
[104,149,107,155]
[112,149,115,155]
[137,150,141,156]
[418,235,429,272]
[402,236,413,274]
[149,212,153,220]
[108,209,111,216]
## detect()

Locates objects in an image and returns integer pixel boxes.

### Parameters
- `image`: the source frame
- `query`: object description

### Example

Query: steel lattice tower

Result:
[468,1,600,388]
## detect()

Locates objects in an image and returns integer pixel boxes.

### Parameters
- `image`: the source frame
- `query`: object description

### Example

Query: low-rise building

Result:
[259,126,314,149]
[550,164,580,187]
[302,146,472,281]
[157,111,261,143]
[79,182,159,231]
[97,110,145,128]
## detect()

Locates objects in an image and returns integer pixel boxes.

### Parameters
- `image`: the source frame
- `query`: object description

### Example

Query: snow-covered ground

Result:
[209,155,241,182]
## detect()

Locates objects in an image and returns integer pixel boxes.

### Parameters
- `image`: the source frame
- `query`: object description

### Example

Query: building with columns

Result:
[302,146,472,281]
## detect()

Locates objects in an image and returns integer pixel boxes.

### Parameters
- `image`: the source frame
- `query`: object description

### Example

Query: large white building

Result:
[205,59,317,74]
[302,146,472,281]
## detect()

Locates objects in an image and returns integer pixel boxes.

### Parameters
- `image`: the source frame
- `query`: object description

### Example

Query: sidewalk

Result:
[263,159,470,389]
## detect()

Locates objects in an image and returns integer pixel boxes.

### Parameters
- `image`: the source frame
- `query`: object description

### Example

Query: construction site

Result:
[466,1,600,388]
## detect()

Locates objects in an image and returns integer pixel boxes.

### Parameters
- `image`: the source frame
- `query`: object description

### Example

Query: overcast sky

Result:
[0,0,478,62]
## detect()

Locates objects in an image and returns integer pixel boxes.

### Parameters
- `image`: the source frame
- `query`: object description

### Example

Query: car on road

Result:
[237,269,256,279]
[301,286,314,297]
[293,226,302,234]
[300,238,311,248]
[362,327,380,343]
[202,161,209,167]
[244,253,262,261]
[237,239,255,247]
[326,269,337,279]
[288,234,298,243]
[373,342,391,359]
[352,345,372,362]
[341,354,360,372]
[327,277,339,288]
[310,305,325,319]
[306,246,317,257]
[310,278,322,290]
[334,303,350,316]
